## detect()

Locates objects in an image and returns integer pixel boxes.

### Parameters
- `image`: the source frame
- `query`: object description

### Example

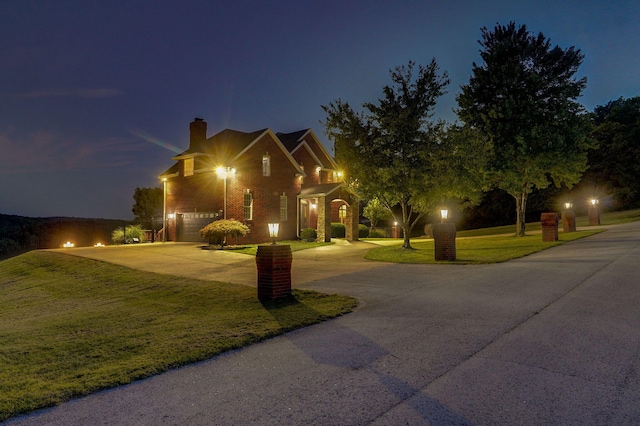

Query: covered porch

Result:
[298,183,359,242]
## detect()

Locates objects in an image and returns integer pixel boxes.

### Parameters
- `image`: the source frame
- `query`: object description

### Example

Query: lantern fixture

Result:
[268,223,279,245]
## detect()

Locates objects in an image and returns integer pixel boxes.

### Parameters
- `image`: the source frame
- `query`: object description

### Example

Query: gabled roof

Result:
[173,128,267,161]
[276,129,309,152]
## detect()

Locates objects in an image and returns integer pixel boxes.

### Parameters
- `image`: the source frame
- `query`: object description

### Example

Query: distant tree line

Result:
[0,215,130,259]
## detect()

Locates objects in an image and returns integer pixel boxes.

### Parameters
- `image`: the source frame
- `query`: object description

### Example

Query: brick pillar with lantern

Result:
[433,223,456,261]
[256,244,292,301]
[541,212,559,242]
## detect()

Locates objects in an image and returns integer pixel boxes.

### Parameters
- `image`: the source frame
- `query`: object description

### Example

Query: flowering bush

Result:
[200,219,250,248]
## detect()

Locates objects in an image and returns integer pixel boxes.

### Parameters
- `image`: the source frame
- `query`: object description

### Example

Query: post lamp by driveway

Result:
[256,223,292,301]
[440,209,449,223]
[268,222,279,245]
[562,201,576,233]
[216,166,236,219]
[433,208,456,261]
[588,198,600,226]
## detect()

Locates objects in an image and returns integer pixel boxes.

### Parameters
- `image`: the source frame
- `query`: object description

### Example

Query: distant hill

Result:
[0,214,132,258]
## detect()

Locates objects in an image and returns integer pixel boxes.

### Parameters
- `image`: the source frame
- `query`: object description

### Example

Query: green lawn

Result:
[365,230,602,264]
[222,240,334,256]
[0,251,356,422]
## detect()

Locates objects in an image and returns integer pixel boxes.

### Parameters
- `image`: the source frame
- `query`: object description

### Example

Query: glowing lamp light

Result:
[268,223,279,245]
[310,203,317,210]
[63,241,74,248]
[393,221,398,226]
[590,198,599,206]
[440,209,449,223]
[565,202,573,210]
[94,242,105,247]
[168,213,175,219]
[315,166,322,173]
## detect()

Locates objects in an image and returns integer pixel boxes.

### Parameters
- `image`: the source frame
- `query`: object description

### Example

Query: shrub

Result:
[200,219,250,248]
[358,224,369,238]
[300,228,317,241]
[111,224,146,244]
[369,230,385,238]
[331,222,346,238]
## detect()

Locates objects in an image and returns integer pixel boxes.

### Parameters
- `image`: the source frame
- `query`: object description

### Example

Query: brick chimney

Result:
[189,118,207,149]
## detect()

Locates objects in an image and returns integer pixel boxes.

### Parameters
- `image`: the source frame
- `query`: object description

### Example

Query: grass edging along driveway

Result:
[364,230,603,264]
[0,251,357,422]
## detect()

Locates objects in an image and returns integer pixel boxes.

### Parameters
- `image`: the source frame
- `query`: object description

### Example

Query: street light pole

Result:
[162,178,167,241]
[216,167,235,220]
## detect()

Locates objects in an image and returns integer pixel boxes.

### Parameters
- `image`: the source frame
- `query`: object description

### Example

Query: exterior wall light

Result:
[168,213,175,219]
[268,223,280,245]
[440,209,449,223]
[310,203,317,210]
[315,166,322,173]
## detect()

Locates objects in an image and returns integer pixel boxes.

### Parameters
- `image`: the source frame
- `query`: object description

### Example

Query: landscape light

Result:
[440,209,449,223]
[94,242,105,247]
[63,241,74,248]
[268,223,279,245]
[565,202,573,209]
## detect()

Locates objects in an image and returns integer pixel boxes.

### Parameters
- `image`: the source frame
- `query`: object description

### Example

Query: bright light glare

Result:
[63,241,74,248]
[94,242,105,247]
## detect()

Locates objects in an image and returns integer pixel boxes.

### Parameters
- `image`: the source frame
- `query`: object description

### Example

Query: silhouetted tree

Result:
[132,186,163,229]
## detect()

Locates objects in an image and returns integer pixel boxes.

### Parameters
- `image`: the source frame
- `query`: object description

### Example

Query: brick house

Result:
[159,118,359,244]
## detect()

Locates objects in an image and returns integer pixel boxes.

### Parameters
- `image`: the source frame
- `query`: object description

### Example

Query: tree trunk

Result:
[514,192,527,237]
[402,224,412,249]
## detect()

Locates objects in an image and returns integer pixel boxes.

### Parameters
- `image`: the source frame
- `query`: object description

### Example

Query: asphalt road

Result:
[7,222,640,425]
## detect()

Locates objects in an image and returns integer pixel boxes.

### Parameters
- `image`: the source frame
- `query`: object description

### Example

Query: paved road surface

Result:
[7,222,640,425]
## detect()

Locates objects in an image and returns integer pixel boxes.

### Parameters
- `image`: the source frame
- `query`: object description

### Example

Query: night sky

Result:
[1,0,638,220]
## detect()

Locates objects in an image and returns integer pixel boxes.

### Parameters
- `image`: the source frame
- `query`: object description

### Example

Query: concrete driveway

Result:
[10,222,640,425]
[48,238,387,288]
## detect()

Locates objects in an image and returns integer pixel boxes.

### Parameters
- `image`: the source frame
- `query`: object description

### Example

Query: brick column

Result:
[256,245,292,301]
[317,196,331,243]
[541,212,559,242]
[588,206,600,225]
[561,210,576,232]
[344,202,359,242]
[433,223,456,261]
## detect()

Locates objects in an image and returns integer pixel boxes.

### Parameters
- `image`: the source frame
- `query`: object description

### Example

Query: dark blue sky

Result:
[1,0,638,219]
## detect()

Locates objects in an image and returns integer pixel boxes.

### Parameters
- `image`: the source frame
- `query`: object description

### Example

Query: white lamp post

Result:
[216,167,236,219]
[162,177,167,242]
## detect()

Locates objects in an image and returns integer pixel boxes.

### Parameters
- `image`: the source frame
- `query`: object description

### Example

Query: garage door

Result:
[177,212,218,242]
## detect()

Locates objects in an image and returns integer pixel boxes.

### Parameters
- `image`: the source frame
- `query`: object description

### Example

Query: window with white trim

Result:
[243,190,253,220]
[262,153,271,177]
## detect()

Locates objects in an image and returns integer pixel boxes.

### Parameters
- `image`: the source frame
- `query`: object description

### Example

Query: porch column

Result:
[345,202,359,241]
[317,195,331,242]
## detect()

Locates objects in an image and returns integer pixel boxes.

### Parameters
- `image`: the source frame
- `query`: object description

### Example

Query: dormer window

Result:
[262,153,271,177]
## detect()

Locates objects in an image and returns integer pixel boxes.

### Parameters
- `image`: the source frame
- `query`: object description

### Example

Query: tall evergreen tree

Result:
[457,22,594,236]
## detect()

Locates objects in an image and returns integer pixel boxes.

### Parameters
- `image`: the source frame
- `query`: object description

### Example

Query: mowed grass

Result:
[0,251,357,421]
[365,230,602,264]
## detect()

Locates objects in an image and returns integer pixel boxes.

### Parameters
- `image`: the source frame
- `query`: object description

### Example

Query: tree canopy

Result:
[132,186,163,228]
[581,96,640,209]
[323,60,481,248]
[456,22,593,236]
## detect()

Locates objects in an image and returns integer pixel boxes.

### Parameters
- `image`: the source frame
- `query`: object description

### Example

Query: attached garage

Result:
[176,212,218,242]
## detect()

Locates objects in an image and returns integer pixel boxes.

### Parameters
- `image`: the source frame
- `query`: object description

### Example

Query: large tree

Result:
[132,186,163,229]
[323,60,480,249]
[581,97,640,209]
[457,22,594,236]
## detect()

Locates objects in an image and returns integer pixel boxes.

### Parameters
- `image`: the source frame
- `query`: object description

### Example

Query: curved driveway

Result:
[10,222,640,425]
